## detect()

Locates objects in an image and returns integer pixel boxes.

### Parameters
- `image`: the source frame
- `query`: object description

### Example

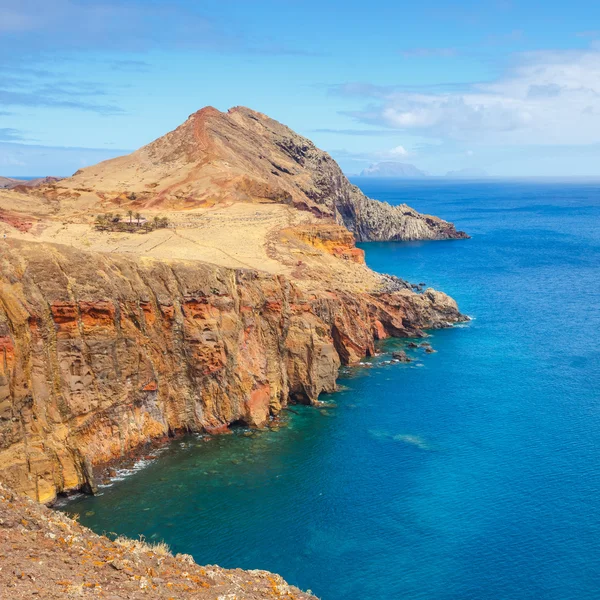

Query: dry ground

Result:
[0,484,317,599]
[0,191,383,293]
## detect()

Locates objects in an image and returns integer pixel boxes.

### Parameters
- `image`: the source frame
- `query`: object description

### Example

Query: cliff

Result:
[0,105,471,597]
[52,106,467,241]
[0,482,317,599]
[0,105,468,506]
[0,239,463,504]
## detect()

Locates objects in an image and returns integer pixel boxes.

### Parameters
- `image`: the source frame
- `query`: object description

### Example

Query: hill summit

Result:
[61,106,466,241]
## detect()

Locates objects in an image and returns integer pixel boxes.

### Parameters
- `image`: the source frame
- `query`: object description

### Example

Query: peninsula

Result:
[0,106,467,596]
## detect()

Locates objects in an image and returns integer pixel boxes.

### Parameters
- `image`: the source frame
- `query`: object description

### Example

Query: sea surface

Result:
[60,179,600,600]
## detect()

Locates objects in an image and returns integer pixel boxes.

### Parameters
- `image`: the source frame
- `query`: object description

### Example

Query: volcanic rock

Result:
[392,351,412,362]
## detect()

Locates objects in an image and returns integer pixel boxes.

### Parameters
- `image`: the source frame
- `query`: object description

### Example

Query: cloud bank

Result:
[337,45,600,146]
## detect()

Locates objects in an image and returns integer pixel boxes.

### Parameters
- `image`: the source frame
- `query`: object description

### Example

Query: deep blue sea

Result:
[60,179,600,600]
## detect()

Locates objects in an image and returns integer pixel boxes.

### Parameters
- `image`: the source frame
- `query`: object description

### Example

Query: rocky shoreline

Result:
[0,238,466,504]
[0,103,470,599]
[56,328,458,502]
[0,482,318,599]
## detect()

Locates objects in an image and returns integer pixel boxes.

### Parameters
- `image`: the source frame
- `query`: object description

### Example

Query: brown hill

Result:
[0,106,468,503]
[0,175,63,190]
[0,176,20,189]
[62,106,467,241]
[0,107,468,592]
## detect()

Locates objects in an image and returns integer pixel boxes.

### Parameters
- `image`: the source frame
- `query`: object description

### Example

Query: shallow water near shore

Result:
[60,179,600,600]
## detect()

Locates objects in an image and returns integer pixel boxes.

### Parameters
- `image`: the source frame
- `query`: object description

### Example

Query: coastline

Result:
[0,235,467,505]
[54,324,468,507]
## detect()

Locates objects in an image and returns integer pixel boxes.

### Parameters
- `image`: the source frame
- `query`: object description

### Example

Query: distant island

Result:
[358,162,490,179]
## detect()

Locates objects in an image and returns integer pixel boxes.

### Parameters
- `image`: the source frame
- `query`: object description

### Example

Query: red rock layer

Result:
[291,224,366,264]
[0,208,34,232]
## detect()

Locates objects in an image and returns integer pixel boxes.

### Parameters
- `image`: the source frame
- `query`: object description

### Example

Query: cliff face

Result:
[0,239,463,503]
[57,106,467,241]
[0,482,317,599]
[336,194,468,242]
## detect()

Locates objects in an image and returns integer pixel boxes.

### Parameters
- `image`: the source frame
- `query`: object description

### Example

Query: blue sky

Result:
[3,0,600,176]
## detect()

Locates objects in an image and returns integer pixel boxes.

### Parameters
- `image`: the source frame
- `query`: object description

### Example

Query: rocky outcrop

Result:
[0,207,35,232]
[335,193,469,242]
[57,106,467,241]
[0,239,464,503]
[288,223,365,263]
[0,482,317,599]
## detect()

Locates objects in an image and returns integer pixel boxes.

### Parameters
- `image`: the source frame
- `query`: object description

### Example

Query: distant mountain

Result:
[445,168,489,179]
[16,176,63,188]
[0,176,62,189]
[360,162,428,178]
[0,176,20,189]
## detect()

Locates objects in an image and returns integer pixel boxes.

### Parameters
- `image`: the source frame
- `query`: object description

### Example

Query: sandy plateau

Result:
[0,197,381,293]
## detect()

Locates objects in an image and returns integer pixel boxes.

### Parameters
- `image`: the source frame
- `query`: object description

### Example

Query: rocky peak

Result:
[60,105,467,241]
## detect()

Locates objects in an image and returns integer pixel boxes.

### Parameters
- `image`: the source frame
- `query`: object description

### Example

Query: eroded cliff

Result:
[0,239,463,504]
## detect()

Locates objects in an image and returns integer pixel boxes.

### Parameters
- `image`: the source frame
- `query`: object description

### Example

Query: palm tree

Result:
[127,210,133,225]
[153,216,160,230]
[135,212,142,227]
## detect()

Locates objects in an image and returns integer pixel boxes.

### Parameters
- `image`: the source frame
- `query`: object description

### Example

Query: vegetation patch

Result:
[94,211,170,233]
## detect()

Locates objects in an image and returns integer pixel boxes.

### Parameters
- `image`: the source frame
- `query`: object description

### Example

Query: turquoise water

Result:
[60,180,600,599]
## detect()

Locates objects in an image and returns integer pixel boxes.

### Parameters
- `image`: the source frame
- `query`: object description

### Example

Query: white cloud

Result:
[388,145,409,157]
[344,45,600,146]
[329,144,414,164]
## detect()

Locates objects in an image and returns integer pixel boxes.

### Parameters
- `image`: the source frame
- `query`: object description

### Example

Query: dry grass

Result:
[114,534,172,556]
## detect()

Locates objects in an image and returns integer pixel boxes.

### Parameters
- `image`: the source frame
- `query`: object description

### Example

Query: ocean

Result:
[59,179,600,600]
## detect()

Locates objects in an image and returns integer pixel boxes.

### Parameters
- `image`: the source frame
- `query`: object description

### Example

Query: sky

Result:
[3,0,600,177]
